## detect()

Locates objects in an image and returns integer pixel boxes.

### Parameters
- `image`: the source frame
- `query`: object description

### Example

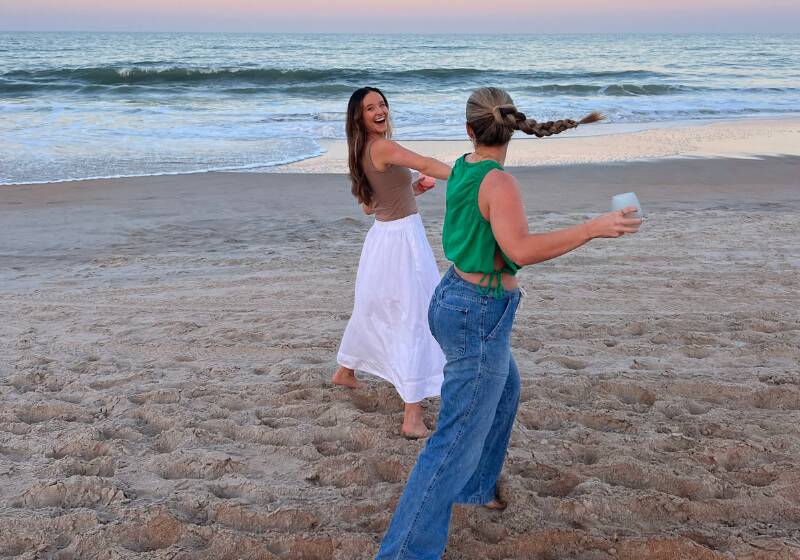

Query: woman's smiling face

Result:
[362,90,389,137]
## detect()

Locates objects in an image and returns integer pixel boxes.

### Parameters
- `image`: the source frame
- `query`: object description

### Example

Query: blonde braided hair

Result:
[468,87,603,146]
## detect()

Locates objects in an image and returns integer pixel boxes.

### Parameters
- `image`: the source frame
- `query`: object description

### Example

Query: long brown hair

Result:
[346,87,392,206]
[466,87,603,146]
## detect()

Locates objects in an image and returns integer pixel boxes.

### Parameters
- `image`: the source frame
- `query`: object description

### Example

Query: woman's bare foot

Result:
[401,402,429,439]
[332,366,361,389]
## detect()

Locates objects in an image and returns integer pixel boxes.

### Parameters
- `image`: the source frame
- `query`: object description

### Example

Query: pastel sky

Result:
[2,0,799,33]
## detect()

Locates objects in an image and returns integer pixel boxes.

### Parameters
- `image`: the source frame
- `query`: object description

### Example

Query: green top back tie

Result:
[478,271,506,299]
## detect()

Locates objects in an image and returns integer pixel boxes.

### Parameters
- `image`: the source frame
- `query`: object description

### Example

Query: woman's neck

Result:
[468,143,508,166]
[367,132,386,143]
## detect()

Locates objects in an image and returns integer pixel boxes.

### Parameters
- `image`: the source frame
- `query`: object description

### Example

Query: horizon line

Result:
[3,29,800,35]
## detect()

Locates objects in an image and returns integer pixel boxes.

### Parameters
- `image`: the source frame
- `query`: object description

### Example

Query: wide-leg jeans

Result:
[377,267,522,559]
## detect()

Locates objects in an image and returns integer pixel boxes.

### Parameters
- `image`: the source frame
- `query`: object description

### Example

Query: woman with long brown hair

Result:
[376,87,641,558]
[333,87,451,439]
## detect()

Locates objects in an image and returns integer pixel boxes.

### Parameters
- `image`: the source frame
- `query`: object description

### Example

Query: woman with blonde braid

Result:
[377,87,641,559]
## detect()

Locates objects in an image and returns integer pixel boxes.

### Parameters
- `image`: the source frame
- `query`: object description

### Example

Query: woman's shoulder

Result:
[369,137,398,154]
[366,138,394,165]
[480,167,518,196]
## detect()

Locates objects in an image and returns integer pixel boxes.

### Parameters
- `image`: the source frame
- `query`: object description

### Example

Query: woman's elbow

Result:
[501,244,526,266]
[504,244,544,267]
[420,158,435,175]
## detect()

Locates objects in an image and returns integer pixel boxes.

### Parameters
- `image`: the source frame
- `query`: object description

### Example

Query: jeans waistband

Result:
[442,266,520,299]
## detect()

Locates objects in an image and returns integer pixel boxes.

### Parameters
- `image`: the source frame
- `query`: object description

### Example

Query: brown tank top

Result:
[364,141,417,222]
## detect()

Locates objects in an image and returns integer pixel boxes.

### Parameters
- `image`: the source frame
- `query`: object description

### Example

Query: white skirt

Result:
[337,213,445,403]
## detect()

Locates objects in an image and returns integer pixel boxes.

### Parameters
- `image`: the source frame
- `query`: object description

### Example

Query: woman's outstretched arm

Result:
[481,170,641,266]
[370,139,451,180]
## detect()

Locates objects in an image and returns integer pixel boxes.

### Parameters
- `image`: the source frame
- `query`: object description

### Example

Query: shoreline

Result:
[3,116,800,187]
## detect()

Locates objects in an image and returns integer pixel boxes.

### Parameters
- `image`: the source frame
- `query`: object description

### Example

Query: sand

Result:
[1,153,800,559]
[268,117,800,173]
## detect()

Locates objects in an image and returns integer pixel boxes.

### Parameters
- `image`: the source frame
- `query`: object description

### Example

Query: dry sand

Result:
[268,118,800,173]
[1,155,800,559]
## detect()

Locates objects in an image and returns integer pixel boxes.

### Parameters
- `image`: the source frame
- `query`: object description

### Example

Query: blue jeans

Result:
[377,267,522,559]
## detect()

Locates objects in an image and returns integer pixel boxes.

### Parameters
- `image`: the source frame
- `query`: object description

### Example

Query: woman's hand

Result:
[413,174,436,196]
[585,207,642,238]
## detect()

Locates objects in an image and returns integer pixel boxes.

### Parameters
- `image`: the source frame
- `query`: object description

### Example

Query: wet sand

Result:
[1,156,799,559]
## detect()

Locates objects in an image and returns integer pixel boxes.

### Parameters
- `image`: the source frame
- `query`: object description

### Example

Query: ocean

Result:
[1,32,799,184]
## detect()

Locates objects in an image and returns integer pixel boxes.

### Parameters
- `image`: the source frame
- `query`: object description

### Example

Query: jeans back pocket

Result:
[432,294,468,360]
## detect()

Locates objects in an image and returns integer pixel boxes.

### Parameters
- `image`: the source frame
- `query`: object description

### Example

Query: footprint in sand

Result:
[116,513,186,554]
[127,389,181,405]
[577,412,634,433]
[684,346,712,359]
[14,477,127,509]
[152,452,244,481]
[536,472,583,498]
[598,382,657,406]
[15,401,94,425]
[54,456,117,477]
[212,503,319,533]
[129,408,178,437]
[752,386,800,411]
[534,355,587,371]
[649,333,670,345]
[47,436,113,461]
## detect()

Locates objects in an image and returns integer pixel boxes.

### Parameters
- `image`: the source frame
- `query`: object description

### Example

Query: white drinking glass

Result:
[611,192,644,218]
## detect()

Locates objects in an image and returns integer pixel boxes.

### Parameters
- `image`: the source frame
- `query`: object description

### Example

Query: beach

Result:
[2,119,800,559]
[269,117,800,173]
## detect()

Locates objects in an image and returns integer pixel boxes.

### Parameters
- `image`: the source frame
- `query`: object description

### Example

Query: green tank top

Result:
[442,155,521,297]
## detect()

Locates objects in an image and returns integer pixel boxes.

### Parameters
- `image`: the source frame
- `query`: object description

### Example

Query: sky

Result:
[2,0,800,33]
